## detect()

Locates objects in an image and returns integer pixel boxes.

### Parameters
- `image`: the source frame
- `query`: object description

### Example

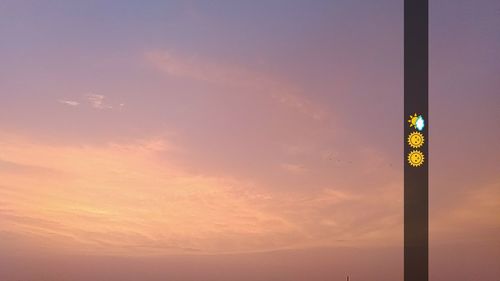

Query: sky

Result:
[0,0,499,280]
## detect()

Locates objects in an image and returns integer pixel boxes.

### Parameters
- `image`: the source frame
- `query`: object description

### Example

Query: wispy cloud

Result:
[280,163,308,174]
[145,50,327,121]
[0,132,403,255]
[58,99,79,106]
[57,94,122,110]
[86,93,113,110]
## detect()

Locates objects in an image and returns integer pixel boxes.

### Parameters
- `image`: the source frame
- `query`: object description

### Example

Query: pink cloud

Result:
[145,50,327,121]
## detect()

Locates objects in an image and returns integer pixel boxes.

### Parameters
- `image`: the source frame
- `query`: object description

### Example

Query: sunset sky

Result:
[0,0,499,280]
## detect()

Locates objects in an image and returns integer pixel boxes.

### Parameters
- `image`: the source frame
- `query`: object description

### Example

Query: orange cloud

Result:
[0,132,404,256]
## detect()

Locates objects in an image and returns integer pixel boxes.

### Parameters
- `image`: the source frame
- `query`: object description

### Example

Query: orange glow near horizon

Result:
[0,132,404,256]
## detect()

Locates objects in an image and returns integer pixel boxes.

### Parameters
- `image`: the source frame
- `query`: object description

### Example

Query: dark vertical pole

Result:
[404,1,428,281]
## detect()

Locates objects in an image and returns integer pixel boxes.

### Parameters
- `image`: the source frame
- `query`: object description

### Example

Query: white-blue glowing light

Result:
[416,116,425,131]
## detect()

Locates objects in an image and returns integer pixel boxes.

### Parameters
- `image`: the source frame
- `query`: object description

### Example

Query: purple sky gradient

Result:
[0,0,499,280]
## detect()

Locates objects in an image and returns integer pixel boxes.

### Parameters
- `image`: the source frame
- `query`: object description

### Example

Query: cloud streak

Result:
[145,50,327,121]
[57,94,122,110]
[86,93,113,110]
[58,100,79,106]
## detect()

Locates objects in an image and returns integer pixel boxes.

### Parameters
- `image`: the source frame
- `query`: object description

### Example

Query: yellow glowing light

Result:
[408,113,419,128]
[408,150,424,167]
[408,132,424,149]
